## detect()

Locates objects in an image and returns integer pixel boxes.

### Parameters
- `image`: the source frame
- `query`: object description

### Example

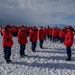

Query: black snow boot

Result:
[65,58,71,61]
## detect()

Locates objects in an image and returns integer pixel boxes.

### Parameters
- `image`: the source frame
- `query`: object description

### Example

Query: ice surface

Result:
[0,35,75,75]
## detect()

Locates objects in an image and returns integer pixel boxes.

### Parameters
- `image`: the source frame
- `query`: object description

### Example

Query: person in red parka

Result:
[18,26,28,58]
[49,27,52,41]
[12,26,19,37]
[56,28,60,41]
[59,29,65,43]
[2,26,13,63]
[44,27,47,40]
[30,26,38,52]
[38,26,45,48]
[46,26,50,39]
[52,28,57,42]
[64,26,74,61]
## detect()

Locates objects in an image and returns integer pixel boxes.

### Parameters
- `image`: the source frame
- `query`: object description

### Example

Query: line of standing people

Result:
[0,24,75,63]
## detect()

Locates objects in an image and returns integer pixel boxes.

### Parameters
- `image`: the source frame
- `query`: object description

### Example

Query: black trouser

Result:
[53,37,56,42]
[39,39,44,48]
[49,35,52,41]
[47,34,50,39]
[66,46,71,59]
[44,35,46,40]
[3,47,11,61]
[12,32,18,37]
[20,44,26,56]
[60,38,64,43]
[56,36,60,41]
[31,41,37,51]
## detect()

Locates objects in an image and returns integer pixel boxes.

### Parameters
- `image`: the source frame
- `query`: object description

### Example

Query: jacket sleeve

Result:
[2,30,12,40]
[18,30,21,43]
[68,32,73,43]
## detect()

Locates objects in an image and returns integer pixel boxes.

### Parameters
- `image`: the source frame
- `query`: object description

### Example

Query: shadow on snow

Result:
[12,61,75,70]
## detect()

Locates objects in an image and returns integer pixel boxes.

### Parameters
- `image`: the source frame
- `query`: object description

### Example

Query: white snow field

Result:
[0,34,75,75]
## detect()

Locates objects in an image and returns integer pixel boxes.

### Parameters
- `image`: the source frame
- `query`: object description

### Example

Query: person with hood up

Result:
[30,26,38,52]
[38,26,45,48]
[18,26,28,58]
[2,25,13,63]
[59,29,65,43]
[64,26,74,61]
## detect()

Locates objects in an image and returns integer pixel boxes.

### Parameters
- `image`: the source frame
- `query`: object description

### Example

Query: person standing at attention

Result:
[64,26,74,61]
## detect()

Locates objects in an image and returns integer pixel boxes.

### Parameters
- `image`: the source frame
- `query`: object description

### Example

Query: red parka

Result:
[46,27,50,35]
[12,26,19,33]
[52,29,57,37]
[2,29,13,47]
[44,28,47,35]
[56,29,60,37]
[64,30,74,47]
[59,30,65,38]
[38,28,45,40]
[18,29,27,44]
[49,28,52,35]
[30,29,38,42]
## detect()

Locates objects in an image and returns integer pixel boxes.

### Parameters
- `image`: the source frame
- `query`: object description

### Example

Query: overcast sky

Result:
[0,0,75,26]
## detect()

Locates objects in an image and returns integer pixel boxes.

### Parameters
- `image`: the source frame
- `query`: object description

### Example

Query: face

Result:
[21,28,25,30]
[8,28,11,31]
[67,28,70,31]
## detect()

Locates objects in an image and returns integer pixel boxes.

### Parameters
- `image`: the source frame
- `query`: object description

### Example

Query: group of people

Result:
[0,24,75,63]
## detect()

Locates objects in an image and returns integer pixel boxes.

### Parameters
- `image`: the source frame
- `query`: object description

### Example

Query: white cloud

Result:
[0,0,75,25]
[17,0,75,14]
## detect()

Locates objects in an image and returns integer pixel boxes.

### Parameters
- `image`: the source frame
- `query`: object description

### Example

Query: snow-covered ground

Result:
[0,34,75,75]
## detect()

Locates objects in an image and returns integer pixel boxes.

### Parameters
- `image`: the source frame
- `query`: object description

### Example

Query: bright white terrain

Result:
[0,34,75,75]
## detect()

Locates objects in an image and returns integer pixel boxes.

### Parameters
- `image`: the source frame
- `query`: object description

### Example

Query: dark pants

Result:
[20,44,26,56]
[39,39,44,48]
[56,36,60,41]
[66,46,71,59]
[44,35,46,40]
[12,32,18,37]
[49,35,52,41]
[53,37,56,42]
[31,41,37,51]
[3,47,11,60]
[47,34,50,39]
[60,38,64,43]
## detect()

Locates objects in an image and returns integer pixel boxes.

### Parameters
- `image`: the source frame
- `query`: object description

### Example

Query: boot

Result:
[6,59,10,63]
[65,58,71,61]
